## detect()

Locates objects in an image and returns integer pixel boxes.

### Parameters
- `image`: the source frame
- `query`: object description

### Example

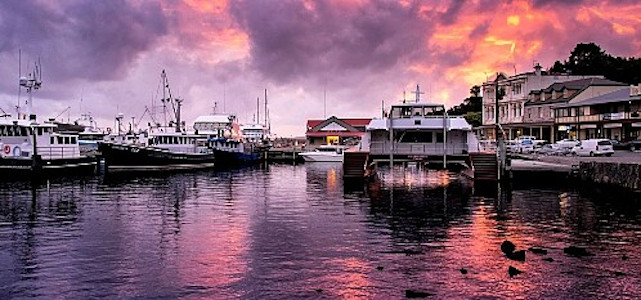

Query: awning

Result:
[632,122,641,128]
[581,124,597,129]
[603,123,622,128]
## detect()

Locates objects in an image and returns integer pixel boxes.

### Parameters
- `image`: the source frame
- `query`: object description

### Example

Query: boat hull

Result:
[300,154,343,162]
[213,149,264,165]
[99,142,216,171]
[0,156,98,175]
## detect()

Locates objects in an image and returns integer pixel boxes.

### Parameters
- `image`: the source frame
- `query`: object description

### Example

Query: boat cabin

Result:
[0,119,82,159]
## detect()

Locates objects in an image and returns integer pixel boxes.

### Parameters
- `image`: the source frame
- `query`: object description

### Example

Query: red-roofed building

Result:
[305,116,372,148]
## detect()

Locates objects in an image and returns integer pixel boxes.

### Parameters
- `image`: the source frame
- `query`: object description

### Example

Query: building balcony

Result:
[556,112,641,123]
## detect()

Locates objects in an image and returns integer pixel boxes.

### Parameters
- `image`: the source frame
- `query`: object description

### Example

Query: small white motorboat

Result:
[299,145,345,162]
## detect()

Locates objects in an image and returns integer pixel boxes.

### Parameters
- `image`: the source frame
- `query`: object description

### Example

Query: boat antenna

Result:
[413,84,424,103]
[323,83,327,119]
[17,49,21,118]
[264,88,267,127]
[256,96,260,125]
[403,90,406,104]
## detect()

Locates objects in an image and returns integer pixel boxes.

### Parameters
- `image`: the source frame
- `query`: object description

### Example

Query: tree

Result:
[470,85,481,98]
[464,112,482,127]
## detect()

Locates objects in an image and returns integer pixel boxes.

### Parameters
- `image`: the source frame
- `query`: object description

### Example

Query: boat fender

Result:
[2,144,10,155]
[13,146,21,157]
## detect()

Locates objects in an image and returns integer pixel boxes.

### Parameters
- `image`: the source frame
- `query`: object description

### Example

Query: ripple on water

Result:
[0,165,640,298]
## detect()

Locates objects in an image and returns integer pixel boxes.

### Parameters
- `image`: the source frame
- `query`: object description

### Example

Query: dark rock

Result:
[404,249,422,255]
[551,228,562,233]
[614,271,625,276]
[405,289,434,298]
[622,255,629,261]
[460,268,468,274]
[315,289,323,293]
[376,266,384,271]
[529,247,548,255]
[501,240,516,255]
[508,250,526,261]
[543,257,554,262]
[563,246,593,257]
[508,266,523,277]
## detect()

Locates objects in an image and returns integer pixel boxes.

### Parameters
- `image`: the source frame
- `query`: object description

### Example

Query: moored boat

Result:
[99,70,215,172]
[0,63,97,175]
[299,144,345,162]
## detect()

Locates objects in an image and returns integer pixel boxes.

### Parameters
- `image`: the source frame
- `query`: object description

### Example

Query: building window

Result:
[512,83,522,95]
[538,107,542,118]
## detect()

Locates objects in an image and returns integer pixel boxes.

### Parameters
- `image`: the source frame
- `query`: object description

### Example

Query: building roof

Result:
[525,78,626,107]
[532,78,625,94]
[555,88,641,108]
[306,117,372,129]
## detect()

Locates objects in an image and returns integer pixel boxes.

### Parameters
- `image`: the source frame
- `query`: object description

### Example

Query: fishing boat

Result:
[98,70,215,171]
[194,113,268,164]
[299,144,346,162]
[0,63,97,175]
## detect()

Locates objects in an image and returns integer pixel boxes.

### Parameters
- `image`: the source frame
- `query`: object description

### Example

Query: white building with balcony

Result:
[480,64,602,140]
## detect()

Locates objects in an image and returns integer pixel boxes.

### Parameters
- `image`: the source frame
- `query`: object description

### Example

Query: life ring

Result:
[12,146,21,157]
[2,144,10,155]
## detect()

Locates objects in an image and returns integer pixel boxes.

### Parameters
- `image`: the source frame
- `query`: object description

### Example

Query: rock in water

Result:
[501,240,516,255]
[529,247,548,255]
[405,289,434,298]
[376,266,384,271]
[543,257,554,262]
[563,246,593,257]
[508,250,526,261]
[460,268,468,274]
[508,266,523,277]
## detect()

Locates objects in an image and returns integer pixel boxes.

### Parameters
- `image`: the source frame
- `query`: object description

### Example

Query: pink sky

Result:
[1,0,640,136]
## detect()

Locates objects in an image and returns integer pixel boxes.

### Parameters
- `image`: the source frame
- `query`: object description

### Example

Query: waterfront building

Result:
[305,116,371,148]
[480,64,602,140]
[554,84,641,141]
[523,78,626,142]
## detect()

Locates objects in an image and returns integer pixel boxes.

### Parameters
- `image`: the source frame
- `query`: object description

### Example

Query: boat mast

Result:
[19,59,42,120]
[256,97,260,125]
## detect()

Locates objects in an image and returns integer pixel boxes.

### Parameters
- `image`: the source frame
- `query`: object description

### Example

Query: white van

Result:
[571,139,614,157]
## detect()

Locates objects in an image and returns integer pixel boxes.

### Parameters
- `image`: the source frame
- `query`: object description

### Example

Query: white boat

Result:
[0,62,97,174]
[299,145,345,162]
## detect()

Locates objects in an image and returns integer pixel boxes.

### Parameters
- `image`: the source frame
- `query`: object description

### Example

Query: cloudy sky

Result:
[1,0,640,136]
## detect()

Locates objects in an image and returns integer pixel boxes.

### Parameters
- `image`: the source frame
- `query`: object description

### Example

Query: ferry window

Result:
[71,137,76,144]
[58,136,63,144]
[51,137,55,144]
[0,126,5,136]
[412,107,423,116]
[436,132,444,143]
[401,107,412,118]
[64,137,70,144]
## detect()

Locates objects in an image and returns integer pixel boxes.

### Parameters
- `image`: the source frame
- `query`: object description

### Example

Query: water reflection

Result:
[0,165,639,298]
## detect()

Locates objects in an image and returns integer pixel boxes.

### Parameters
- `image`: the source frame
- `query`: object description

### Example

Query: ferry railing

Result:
[37,146,80,159]
[369,142,468,155]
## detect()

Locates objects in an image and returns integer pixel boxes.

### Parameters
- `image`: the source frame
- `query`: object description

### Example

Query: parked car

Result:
[571,139,614,157]
[610,139,627,150]
[555,139,580,150]
[515,139,535,153]
[536,143,565,156]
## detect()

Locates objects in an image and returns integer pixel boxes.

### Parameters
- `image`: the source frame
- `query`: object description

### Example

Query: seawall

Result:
[579,161,641,191]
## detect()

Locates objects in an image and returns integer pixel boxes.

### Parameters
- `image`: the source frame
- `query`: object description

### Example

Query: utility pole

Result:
[495,74,506,181]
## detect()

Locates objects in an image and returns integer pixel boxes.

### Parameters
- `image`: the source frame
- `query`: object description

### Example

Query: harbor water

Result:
[0,164,640,299]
